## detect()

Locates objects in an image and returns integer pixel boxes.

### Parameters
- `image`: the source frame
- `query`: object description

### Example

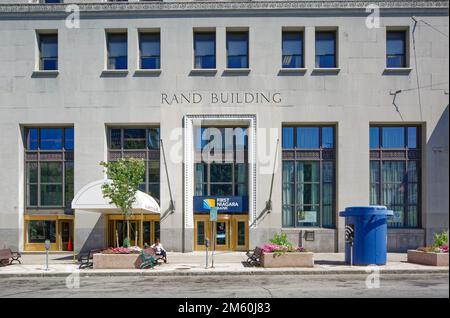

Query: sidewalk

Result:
[0,252,448,278]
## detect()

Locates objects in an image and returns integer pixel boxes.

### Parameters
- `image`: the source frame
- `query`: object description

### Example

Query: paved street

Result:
[0,273,448,298]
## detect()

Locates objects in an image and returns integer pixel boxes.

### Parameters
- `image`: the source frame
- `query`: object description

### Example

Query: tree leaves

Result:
[100,158,146,217]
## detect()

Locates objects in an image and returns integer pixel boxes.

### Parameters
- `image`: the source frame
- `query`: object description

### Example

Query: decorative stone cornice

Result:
[0,1,448,15]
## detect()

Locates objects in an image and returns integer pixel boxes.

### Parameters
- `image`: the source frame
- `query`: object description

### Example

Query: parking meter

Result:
[44,239,50,271]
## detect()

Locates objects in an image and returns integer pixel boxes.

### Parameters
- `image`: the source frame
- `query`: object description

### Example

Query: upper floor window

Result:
[282,126,336,228]
[227,31,249,69]
[106,32,127,70]
[315,31,337,68]
[282,31,304,69]
[195,127,248,154]
[386,30,407,68]
[108,128,160,199]
[25,127,74,208]
[194,31,216,69]
[139,32,160,70]
[27,127,73,151]
[41,0,62,3]
[38,33,58,71]
[370,126,421,228]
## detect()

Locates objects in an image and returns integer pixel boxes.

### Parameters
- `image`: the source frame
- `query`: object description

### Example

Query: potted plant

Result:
[407,230,449,266]
[260,233,314,268]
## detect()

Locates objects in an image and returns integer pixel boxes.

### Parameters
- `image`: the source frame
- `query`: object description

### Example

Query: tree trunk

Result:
[126,214,130,246]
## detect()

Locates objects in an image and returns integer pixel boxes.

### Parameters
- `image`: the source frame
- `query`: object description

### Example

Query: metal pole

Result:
[350,243,353,267]
[211,221,215,268]
[45,249,49,271]
[205,239,209,269]
[160,139,175,213]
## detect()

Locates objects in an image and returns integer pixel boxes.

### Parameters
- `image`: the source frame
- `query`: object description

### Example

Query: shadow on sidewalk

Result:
[314,260,347,266]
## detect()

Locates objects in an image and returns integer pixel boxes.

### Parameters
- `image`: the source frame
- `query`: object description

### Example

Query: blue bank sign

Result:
[194,196,249,213]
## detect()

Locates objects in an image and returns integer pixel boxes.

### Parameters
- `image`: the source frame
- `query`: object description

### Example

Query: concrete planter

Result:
[93,253,142,269]
[261,252,314,268]
[407,250,449,266]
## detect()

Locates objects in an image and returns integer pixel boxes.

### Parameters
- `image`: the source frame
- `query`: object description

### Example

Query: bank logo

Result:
[203,199,215,210]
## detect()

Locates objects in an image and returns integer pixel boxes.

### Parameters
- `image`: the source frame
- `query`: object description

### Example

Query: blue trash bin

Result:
[339,206,393,265]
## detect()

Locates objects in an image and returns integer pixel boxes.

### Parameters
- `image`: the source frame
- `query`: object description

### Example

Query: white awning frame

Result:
[71,179,160,214]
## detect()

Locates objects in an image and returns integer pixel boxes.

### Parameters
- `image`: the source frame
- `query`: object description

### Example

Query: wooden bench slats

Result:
[0,248,22,266]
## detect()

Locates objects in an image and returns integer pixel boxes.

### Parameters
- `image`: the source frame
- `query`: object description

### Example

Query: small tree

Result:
[100,158,145,247]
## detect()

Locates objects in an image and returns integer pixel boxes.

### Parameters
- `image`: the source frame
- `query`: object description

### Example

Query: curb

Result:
[0,268,448,278]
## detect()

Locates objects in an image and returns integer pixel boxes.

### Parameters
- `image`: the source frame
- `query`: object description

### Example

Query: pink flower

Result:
[441,245,449,253]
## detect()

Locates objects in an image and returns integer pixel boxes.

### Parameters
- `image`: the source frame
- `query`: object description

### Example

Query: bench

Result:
[0,248,21,266]
[246,247,263,266]
[140,248,165,269]
[78,248,103,269]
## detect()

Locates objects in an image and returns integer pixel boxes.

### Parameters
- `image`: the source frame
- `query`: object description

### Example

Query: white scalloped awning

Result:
[71,179,160,214]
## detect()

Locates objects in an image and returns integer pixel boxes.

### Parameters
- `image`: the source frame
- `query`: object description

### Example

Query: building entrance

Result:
[194,214,248,251]
[107,214,160,248]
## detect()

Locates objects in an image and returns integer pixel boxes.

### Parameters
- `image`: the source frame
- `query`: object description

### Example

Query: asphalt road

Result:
[0,273,448,298]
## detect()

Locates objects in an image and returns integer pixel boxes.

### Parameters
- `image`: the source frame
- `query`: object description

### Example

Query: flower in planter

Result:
[261,243,307,254]
[440,245,448,253]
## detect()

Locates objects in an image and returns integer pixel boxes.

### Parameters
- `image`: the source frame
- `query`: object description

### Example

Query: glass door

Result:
[231,215,248,251]
[214,220,230,251]
[59,221,73,251]
[194,216,211,251]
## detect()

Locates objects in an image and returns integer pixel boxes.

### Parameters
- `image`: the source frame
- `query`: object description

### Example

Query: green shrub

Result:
[269,233,293,248]
[433,230,448,247]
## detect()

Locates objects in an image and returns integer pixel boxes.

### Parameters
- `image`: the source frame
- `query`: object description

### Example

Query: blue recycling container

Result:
[339,206,393,265]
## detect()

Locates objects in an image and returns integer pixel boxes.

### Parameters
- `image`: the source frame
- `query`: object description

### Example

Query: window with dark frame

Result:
[282,31,304,69]
[194,127,249,198]
[315,31,337,68]
[38,33,58,71]
[25,127,74,209]
[282,126,336,228]
[370,126,420,228]
[194,31,216,69]
[106,32,128,70]
[139,32,160,70]
[386,30,407,68]
[108,127,160,200]
[227,31,249,69]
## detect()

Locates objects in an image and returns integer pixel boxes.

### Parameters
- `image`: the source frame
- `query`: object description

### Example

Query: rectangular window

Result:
[139,32,160,70]
[282,126,336,228]
[42,0,62,3]
[107,127,160,199]
[25,127,74,208]
[315,31,337,68]
[386,30,407,68]
[194,31,216,69]
[370,126,420,228]
[107,32,127,70]
[194,127,249,199]
[27,220,56,243]
[282,31,304,69]
[38,33,58,71]
[227,31,249,69]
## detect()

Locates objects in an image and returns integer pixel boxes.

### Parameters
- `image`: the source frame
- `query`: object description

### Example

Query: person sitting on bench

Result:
[151,239,167,263]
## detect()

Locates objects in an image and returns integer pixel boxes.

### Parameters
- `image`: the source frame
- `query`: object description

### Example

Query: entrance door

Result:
[194,216,211,251]
[232,215,249,251]
[194,214,248,251]
[214,219,231,251]
[59,221,73,251]
[112,221,138,247]
[108,216,160,248]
